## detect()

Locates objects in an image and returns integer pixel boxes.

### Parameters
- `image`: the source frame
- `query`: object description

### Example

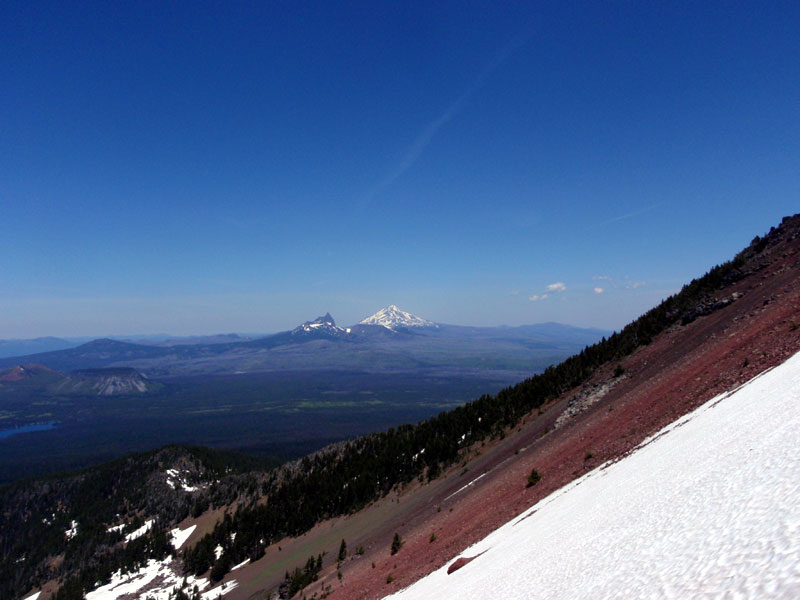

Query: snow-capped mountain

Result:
[359,305,436,330]
[291,313,350,337]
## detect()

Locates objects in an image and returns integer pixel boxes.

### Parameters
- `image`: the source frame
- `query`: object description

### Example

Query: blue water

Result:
[0,422,58,439]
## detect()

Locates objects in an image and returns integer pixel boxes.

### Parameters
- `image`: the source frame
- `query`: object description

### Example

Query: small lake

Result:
[0,422,58,440]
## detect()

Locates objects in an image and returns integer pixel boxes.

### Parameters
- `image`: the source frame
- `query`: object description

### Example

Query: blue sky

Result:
[2,1,798,337]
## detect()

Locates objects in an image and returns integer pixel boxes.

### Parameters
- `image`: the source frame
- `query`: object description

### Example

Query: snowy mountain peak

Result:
[359,305,436,330]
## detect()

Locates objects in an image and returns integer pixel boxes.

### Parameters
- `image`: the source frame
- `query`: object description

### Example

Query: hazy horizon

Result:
[2,310,614,342]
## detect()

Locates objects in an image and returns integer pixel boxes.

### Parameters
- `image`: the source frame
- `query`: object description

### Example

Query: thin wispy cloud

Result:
[529,293,549,302]
[592,204,661,229]
[546,282,566,292]
[589,275,646,291]
[359,34,529,209]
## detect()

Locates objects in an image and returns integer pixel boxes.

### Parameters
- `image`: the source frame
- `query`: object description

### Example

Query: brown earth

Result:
[207,217,800,600]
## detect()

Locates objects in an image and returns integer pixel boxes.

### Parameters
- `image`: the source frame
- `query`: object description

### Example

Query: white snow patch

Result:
[201,580,239,600]
[84,555,237,600]
[387,351,800,599]
[65,520,78,540]
[85,558,165,599]
[125,519,153,542]
[107,523,126,534]
[22,592,40,600]
[171,524,197,550]
[214,544,224,560]
[165,468,201,492]
[231,558,250,571]
[443,473,487,502]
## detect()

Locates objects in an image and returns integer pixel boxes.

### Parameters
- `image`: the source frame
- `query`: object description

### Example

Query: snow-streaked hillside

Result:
[82,525,233,600]
[360,305,435,329]
[387,351,800,599]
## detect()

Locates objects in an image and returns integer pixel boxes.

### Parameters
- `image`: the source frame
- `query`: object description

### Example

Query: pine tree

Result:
[527,468,541,487]
[390,532,403,555]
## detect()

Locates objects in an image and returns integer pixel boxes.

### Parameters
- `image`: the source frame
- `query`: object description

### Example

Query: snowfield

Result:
[124,519,153,542]
[78,525,221,599]
[171,523,196,550]
[360,305,435,329]
[387,351,800,599]
[84,556,237,600]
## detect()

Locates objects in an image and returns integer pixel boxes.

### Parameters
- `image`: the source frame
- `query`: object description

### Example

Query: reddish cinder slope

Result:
[0,364,56,382]
[222,216,800,600]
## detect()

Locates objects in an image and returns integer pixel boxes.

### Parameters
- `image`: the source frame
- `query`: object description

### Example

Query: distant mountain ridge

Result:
[0,309,609,377]
[0,337,81,358]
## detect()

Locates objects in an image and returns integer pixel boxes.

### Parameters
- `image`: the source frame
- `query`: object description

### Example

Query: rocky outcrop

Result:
[555,377,620,429]
[680,292,744,325]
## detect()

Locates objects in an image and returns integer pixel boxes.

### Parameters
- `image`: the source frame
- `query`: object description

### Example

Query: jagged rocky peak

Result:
[292,313,350,336]
[360,305,436,329]
[313,312,336,326]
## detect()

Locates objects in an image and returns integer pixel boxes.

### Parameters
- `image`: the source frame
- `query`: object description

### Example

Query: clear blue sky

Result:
[2,1,798,337]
